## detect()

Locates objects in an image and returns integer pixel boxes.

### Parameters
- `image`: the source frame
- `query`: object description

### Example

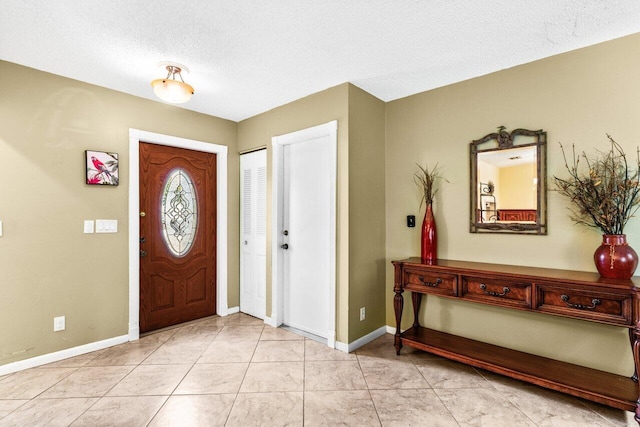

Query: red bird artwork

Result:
[86,151,119,185]
[91,156,112,180]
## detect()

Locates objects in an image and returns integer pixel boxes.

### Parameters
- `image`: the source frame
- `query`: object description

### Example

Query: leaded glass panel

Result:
[161,168,198,257]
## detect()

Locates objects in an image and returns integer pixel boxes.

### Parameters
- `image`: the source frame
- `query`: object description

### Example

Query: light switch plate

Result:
[83,220,94,234]
[96,219,118,233]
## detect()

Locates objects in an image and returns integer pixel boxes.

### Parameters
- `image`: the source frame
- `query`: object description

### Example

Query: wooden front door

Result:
[139,142,217,333]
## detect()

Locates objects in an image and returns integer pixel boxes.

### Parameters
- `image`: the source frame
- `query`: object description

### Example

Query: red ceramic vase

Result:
[421,204,437,263]
[593,234,638,279]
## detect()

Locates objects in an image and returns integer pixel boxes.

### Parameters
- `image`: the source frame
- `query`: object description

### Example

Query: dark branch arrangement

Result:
[414,163,447,208]
[554,135,640,235]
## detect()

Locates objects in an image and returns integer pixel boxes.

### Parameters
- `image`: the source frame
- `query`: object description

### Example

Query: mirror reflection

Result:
[477,146,537,223]
[470,127,547,234]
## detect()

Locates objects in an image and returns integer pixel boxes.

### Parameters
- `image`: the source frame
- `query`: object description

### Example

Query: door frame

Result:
[128,129,228,341]
[271,120,337,347]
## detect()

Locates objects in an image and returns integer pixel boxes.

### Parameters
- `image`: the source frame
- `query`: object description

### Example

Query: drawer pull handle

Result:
[479,283,510,297]
[560,294,601,310]
[418,276,442,287]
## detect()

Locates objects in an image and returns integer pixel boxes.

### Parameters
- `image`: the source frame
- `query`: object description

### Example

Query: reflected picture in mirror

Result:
[470,127,547,234]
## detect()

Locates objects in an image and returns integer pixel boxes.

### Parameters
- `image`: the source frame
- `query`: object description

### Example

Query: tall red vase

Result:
[421,204,437,263]
[593,234,638,279]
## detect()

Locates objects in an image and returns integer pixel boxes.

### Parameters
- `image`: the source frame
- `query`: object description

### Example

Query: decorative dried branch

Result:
[553,135,640,235]
[414,163,447,208]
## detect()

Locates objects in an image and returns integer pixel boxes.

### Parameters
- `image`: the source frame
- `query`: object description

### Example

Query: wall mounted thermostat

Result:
[407,215,416,228]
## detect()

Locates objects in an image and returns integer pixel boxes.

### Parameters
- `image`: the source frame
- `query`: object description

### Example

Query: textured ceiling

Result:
[1,1,640,122]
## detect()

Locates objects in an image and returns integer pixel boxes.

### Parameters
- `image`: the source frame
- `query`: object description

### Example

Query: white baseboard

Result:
[225,306,240,316]
[0,334,130,376]
[128,323,140,341]
[335,325,389,353]
[335,340,349,353]
[263,316,278,327]
[326,330,336,349]
[1,324,399,376]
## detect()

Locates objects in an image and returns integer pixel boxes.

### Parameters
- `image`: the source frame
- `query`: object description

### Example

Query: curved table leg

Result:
[631,326,640,425]
[394,290,403,355]
[412,292,422,329]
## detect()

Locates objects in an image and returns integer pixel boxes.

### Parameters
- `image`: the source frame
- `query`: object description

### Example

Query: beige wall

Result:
[0,61,238,365]
[347,85,387,341]
[238,84,351,343]
[3,31,640,372]
[238,83,388,345]
[498,163,536,209]
[385,33,640,375]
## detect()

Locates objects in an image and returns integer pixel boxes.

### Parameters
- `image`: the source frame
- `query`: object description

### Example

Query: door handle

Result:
[140,250,147,257]
[280,243,289,250]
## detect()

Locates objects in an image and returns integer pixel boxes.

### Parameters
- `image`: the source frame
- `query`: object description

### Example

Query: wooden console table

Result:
[392,258,640,423]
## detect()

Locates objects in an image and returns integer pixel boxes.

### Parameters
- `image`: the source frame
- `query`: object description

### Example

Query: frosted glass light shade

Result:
[151,78,194,104]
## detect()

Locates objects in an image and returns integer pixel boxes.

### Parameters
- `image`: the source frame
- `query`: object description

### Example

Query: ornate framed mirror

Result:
[470,127,547,234]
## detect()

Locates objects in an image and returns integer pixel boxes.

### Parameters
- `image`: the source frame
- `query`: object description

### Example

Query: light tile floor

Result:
[0,313,636,426]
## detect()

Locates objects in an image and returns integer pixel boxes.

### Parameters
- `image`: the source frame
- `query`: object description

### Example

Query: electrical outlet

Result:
[359,307,366,321]
[54,316,65,332]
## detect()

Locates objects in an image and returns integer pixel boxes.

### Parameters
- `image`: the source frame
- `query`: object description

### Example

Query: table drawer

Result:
[403,269,457,297]
[535,283,632,326]
[461,275,532,309]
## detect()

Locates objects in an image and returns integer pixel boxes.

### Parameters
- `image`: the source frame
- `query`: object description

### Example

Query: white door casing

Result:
[128,129,228,341]
[240,150,267,319]
[271,121,337,347]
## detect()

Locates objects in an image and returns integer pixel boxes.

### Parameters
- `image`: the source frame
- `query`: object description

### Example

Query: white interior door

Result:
[272,121,337,345]
[240,150,267,319]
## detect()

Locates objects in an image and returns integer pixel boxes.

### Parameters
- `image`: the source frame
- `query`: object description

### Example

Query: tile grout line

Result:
[422,363,463,427]
[354,346,383,426]
[302,337,306,426]
[471,367,539,426]
[86,325,184,425]
[144,324,223,426]
[0,316,634,426]
[222,323,263,426]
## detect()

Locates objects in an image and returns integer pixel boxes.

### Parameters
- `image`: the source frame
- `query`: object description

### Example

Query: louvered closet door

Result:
[240,149,267,319]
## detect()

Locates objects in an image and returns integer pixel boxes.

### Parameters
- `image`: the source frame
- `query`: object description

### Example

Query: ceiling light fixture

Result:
[151,62,194,104]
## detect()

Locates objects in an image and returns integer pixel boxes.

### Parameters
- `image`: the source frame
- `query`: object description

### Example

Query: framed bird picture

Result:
[85,150,119,186]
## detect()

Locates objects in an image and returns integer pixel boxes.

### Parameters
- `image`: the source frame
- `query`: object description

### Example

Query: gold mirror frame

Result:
[470,127,547,235]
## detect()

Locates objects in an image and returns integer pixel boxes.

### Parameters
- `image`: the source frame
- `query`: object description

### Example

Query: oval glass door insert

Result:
[160,168,198,257]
